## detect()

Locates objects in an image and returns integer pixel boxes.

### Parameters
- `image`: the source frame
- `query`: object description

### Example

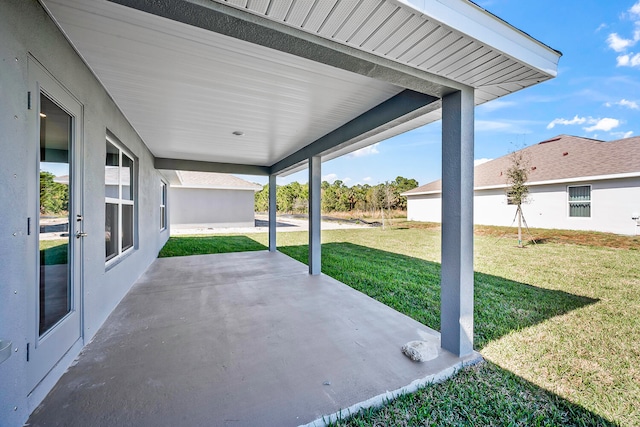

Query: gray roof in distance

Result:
[404,134,640,195]
[174,171,262,191]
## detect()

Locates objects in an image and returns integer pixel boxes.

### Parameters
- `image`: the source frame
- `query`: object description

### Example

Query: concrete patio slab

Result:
[28,251,479,427]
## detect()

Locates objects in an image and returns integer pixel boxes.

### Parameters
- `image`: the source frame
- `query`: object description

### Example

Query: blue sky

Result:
[249,0,639,188]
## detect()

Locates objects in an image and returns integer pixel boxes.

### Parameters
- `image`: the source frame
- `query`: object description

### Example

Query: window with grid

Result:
[568,185,591,218]
[105,135,135,262]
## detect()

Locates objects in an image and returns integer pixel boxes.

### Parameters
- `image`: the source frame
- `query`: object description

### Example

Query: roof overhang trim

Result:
[396,0,560,77]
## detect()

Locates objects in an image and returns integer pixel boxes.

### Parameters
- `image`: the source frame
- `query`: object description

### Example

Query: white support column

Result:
[440,87,475,357]
[308,156,321,275]
[268,174,277,252]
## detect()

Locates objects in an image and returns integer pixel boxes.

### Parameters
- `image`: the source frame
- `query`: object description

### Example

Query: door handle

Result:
[75,231,88,239]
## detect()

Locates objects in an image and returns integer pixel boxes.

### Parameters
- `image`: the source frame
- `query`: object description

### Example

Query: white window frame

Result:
[105,134,136,264]
[567,185,591,218]
[160,180,167,231]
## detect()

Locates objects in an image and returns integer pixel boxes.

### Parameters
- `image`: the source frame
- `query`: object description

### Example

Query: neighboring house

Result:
[0,1,560,425]
[404,135,640,235]
[165,171,261,228]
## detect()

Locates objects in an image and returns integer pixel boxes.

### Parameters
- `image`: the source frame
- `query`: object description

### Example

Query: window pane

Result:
[121,154,133,201]
[39,93,72,335]
[160,206,166,230]
[570,202,591,217]
[122,204,134,251]
[106,142,119,199]
[106,203,119,261]
[569,186,590,201]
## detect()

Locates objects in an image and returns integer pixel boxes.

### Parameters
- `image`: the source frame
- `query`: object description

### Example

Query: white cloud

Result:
[474,158,492,166]
[349,143,379,158]
[343,177,352,183]
[362,177,372,182]
[620,99,639,109]
[607,33,636,52]
[584,118,620,132]
[609,99,640,109]
[611,130,634,138]
[322,173,337,183]
[607,3,640,67]
[546,115,587,129]
[617,52,640,67]
[547,116,622,133]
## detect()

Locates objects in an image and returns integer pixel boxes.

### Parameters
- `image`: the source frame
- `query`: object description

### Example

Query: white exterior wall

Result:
[407,194,442,223]
[0,2,170,425]
[407,177,640,235]
[170,187,256,228]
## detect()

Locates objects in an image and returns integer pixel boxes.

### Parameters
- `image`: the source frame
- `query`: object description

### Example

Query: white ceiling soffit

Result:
[41,0,560,176]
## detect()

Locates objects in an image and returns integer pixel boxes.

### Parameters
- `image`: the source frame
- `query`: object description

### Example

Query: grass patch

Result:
[394,220,640,250]
[40,239,67,265]
[158,235,266,257]
[159,226,640,426]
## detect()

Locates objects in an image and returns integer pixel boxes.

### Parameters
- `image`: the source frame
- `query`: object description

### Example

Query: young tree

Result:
[505,150,530,248]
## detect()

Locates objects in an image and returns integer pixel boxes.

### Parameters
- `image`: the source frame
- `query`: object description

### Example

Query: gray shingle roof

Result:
[174,171,262,191]
[404,135,640,195]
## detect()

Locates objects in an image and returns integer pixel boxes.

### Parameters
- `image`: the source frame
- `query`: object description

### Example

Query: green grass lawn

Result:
[159,227,640,426]
[40,239,68,265]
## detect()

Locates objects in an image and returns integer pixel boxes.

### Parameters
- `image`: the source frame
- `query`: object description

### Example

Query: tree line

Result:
[254,176,419,214]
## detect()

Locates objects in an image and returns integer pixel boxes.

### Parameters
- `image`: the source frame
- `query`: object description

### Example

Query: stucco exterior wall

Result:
[169,187,256,228]
[407,177,640,235]
[0,2,169,425]
[406,194,442,223]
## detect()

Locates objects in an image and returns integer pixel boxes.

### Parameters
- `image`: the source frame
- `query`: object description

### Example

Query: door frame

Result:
[27,56,84,392]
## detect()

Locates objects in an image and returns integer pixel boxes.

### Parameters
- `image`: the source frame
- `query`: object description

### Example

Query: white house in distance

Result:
[164,171,261,229]
[404,135,640,235]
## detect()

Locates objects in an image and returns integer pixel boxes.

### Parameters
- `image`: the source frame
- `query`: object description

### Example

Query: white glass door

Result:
[28,59,83,391]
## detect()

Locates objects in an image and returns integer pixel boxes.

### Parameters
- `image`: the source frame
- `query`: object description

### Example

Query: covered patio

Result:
[28,251,478,426]
[13,0,560,425]
[39,0,560,357]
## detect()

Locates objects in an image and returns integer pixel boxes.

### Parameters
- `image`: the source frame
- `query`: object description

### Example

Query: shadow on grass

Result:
[158,235,267,258]
[329,360,618,427]
[278,242,598,350]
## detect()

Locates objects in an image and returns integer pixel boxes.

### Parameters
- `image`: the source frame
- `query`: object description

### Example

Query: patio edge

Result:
[299,351,484,427]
